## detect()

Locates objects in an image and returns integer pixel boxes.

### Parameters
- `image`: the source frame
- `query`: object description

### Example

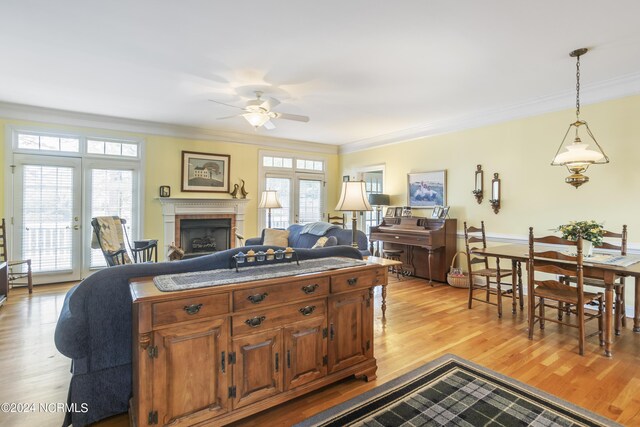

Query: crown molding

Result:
[339,72,640,154]
[0,101,338,155]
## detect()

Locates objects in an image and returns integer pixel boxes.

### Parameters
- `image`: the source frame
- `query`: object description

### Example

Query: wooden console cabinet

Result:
[130,262,384,426]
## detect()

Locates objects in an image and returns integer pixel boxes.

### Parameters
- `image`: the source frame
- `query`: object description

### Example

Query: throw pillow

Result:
[312,236,330,249]
[263,229,289,247]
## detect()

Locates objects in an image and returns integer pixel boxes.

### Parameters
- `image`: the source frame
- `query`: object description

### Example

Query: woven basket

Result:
[447,251,470,288]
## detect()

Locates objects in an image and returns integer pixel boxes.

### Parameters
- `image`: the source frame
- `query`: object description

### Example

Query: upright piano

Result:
[370,217,457,282]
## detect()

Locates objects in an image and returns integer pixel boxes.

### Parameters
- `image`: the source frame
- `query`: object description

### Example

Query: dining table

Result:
[471,243,640,357]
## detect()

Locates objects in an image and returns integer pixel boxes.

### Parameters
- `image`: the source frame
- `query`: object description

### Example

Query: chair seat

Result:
[535,282,602,305]
[471,268,512,278]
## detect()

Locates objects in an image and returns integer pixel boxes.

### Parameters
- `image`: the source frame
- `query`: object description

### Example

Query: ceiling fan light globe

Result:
[243,112,270,127]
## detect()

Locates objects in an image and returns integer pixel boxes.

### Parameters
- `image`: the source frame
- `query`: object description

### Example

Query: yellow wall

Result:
[341,94,640,239]
[0,118,339,255]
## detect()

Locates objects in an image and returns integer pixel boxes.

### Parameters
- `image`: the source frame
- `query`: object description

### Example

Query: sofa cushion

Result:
[312,236,328,248]
[263,228,289,247]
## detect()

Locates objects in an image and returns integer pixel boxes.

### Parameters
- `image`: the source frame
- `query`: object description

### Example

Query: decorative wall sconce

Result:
[472,164,483,204]
[489,173,500,214]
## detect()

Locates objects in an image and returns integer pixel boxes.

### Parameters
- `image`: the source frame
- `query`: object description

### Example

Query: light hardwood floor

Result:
[1,277,640,427]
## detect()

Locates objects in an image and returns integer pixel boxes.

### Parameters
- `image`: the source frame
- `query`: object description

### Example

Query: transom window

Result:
[17,133,80,153]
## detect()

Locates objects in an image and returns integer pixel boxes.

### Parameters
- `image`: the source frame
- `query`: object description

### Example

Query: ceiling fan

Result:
[209,91,310,130]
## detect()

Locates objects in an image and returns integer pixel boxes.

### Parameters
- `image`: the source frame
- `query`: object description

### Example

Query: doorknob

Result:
[73,225,80,230]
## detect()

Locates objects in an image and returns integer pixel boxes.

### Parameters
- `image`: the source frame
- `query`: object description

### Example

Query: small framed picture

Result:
[402,206,412,217]
[431,206,442,218]
[342,175,350,182]
[440,206,450,218]
[385,207,395,217]
[395,207,403,217]
[159,185,171,198]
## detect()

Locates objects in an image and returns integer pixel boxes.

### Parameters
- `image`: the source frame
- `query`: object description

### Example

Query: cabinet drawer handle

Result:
[301,284,319,294]
[247,292,268,304]
[347,277,358,286]
[299,305,316,316]
[245,316,266,328]
[183,303,203,315]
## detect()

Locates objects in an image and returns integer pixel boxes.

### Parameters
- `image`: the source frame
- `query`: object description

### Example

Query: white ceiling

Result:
[1,0,640,149]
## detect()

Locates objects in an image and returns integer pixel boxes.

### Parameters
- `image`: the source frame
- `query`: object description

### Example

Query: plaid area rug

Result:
[295,354,619,427]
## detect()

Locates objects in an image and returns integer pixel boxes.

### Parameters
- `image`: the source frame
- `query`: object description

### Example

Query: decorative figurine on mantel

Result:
[229,183,239,198]
[240,179,249,199]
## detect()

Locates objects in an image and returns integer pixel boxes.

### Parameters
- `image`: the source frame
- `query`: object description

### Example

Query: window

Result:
[362,169,385,233]
[259,152,326,229]
[87,139,139,157]
[17,133,80,153]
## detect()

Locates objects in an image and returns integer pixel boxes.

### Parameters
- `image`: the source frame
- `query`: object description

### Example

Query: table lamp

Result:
[258,190,282,228]
[335,181,372,247]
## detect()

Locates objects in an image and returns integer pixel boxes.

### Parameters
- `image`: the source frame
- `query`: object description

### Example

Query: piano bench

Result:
[383,249,404,280]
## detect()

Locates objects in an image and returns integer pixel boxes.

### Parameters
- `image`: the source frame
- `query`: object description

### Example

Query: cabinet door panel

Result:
[284,317,327,390]
[328,289,371,373]
[233,329,283,409]
[153,318,228,426]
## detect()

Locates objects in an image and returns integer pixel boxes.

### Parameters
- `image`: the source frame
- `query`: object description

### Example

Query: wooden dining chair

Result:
[327,214,346,228]
[0,218,33,294]
[463,221,513,318]
[528,228,604,355]
[562,225,627,335]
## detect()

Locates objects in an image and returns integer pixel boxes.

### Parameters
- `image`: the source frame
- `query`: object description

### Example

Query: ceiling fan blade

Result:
[208,99,244,110]
[263,120,276,130]
[261,97,280,111]
[216,114,241,120]
[274,112,310,122]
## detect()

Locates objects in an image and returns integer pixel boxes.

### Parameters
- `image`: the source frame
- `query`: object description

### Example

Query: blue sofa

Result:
[54,245,363,427]
[245,223,370,256]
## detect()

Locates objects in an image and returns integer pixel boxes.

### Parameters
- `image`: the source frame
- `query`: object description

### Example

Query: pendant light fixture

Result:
[551,48,609,188]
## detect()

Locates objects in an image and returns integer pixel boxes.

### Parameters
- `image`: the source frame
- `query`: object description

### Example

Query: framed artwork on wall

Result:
[407,170,446,208]
[181,151,231,193]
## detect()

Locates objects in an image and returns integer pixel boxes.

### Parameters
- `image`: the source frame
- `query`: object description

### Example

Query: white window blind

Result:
[265,177,291,229]
[298,179,323,224]
[22,165,74,272]
[90,169,134,267]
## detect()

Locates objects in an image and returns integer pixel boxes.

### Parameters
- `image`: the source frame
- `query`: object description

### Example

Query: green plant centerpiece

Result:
[556,220,605,256]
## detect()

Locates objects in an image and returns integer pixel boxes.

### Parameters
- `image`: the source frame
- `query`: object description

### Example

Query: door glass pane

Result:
[363,171,384,232]
[90,169,134,267]
[265,177,290,229]
[22,165,74,272]
[298,180,322,224]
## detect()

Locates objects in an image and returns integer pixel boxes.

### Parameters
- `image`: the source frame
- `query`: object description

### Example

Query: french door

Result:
[13,154,83,284]
[264,174,324,228]
[12,154,139,284]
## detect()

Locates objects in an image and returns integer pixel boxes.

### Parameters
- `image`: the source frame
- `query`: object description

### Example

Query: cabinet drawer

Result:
[233,277,329,311]
[152,293,229,327]
[232,299,326,336]
[331,270,381,293]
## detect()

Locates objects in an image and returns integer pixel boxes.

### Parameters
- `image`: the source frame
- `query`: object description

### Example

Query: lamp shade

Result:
[335,181,372,212]
[258,190,282,209]
[368,193,390,206]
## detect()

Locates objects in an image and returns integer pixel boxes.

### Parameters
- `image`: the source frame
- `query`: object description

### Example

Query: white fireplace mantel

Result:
[158,198,250,257]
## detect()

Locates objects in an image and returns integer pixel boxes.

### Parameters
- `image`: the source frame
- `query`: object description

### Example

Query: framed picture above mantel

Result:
[181,151,231,193]
[407,170,446,208]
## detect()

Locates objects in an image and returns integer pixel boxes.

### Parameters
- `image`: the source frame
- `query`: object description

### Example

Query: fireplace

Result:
[175,214,235,258]
[158,198,249,261]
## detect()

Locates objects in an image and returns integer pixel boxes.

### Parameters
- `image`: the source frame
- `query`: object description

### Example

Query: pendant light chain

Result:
[575,54,581,120]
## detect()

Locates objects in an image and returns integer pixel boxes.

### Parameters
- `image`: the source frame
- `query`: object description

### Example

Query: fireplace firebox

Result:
[178,217,232,258]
